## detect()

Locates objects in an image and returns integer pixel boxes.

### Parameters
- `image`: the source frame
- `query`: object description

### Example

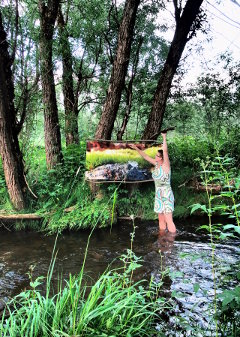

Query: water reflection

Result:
[155,231,176,254]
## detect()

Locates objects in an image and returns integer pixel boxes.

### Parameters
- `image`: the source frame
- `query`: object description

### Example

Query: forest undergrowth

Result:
[0,134,239,233]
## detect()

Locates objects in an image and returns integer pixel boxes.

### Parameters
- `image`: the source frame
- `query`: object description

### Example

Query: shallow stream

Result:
[0,219,239,335]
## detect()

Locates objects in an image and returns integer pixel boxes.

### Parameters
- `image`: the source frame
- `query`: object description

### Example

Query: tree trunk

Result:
[0,12,28,210]
[117,36,143,140]
[38,0,63,169]
[57,7,79,146]
[143,0,204,140]
[95,0,140,140]
[117,85,133,140]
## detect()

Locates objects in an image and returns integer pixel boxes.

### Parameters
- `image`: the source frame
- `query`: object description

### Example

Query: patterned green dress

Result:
[152,164,174,214]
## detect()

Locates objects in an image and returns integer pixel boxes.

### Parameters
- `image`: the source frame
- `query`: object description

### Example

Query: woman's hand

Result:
[129,143,155,165]
[128,144,139,151]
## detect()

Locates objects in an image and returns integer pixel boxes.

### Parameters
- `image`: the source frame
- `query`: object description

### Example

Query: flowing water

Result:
[0,219,239,335]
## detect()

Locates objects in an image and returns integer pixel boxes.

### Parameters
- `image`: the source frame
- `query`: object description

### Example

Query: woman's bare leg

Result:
[164,212,176,233]
[158,213,167,231]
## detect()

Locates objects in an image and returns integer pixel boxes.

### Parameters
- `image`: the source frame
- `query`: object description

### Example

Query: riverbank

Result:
[0,168,210,233]
[1,139,239,234]
[0,212,234,237]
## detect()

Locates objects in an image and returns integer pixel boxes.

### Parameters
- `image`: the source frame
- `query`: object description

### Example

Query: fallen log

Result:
[0,213,42,220]
[178,177,234,194]
[117,216,142,221]
[0,205,77,221]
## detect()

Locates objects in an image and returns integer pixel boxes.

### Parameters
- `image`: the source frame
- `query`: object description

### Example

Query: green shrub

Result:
[168,135,214,170]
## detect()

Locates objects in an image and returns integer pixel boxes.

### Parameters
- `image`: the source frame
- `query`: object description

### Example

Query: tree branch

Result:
[173,0,181,24]
[10,0,19,66]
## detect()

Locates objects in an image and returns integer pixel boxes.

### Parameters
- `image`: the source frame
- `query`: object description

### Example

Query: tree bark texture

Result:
[57,8,79,146]
[38,0,63,168]
[117,36,143,140]
[95,0,140,140]
[0,12,28,210]
[116,84,133,140]
[143,0,204,140]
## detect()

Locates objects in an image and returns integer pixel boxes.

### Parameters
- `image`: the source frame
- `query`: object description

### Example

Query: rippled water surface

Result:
[0,219,239,333]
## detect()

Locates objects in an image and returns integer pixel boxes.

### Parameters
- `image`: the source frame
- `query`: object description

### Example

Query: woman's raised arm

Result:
[129,144,156,165]
[161,132,170,170]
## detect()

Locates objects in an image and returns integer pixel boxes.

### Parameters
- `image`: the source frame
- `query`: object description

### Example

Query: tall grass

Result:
[0,240,169,337]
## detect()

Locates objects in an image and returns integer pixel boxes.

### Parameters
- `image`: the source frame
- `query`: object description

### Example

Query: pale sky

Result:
[162,0,240,85]
[204,0,240,58]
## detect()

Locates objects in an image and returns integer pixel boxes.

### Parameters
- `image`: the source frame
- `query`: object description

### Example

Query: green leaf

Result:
[30,280,43,288]
[179,252,190,259]
[223,224,240,234]
[220,192,234,197]
[219,292,235,306]
[190,203,207,214]
[233,226,240,234]
[233,203,240,209]
[193,283,200,293]
[171,290,185,298]
[169,271,184,279]
[219,232,235,240]
[218,287,240,307]
[223,224,235,230]
[198,225,210,232]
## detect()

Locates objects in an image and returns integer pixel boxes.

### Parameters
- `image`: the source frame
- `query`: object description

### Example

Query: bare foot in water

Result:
[156,231,176,254]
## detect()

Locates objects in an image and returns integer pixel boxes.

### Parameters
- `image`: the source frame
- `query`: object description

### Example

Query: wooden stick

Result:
[85,179,154,184]
[0,205,77,221]
[86,138,162,143]
[0,213,42,220]
[149,127,175,139]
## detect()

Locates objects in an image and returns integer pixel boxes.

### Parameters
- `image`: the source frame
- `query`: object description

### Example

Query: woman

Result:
[130,132,176,233]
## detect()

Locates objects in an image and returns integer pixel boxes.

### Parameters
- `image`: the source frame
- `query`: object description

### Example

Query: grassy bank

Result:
[0,135,239,233]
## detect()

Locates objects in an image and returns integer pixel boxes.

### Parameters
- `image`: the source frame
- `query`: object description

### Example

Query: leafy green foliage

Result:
[168,135,215,170]
[26,143,86,210]
[43,185,114,234]
[165,57,240,152]
[24,143,116,233]
[116,185,155,219]
[216,262,240,337]
[189,154,240,336]
[190,154,240,236]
